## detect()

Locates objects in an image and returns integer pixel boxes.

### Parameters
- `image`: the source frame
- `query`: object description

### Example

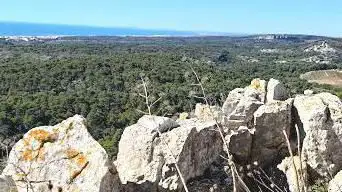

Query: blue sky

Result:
[1,0,341,36]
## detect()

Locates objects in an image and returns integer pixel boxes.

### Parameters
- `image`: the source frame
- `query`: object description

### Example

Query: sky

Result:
[1,0,341,37]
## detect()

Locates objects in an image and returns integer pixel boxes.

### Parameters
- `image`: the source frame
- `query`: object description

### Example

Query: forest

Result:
[0,36,341,159]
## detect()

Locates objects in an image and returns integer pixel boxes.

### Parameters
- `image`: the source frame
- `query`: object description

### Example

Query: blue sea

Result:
[0,22,199,36]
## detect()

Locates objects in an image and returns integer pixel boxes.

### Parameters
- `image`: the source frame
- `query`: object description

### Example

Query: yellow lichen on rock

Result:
[250,78,261,89]
[20,129,57,162]
[179,112,189,120]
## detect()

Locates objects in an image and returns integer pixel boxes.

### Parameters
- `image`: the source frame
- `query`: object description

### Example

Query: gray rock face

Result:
[115,115,222,192]
[226,126,253,164]
[221,78,294,166]
[266,78,288,102]
[222,80,265,133]
[222,88,245,116]
[1,115,116,192]
[251,99,293,165]
[294,93,342,177]
[0,175,17,192]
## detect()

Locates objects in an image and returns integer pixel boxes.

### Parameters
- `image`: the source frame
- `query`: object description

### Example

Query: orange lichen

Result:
[20,129,56,162]
[28,129,52,142]
[65,148,80,158]
[75,154,87,166]
[22,149,34,161]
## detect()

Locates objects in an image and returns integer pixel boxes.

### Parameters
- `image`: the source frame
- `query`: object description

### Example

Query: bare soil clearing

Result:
[301,70,342,87]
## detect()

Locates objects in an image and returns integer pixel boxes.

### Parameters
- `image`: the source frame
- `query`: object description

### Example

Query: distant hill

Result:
[0,22,200,36]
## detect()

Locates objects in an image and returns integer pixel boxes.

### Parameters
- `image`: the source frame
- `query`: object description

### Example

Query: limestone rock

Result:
[277,156,307,192]
[1,115,116,192]
[226,126,253,164]
[222,88,245,116]
[222,80,265,132]
[195,103,222,122]
[266,78,288,102]
[304,89,314,96]
[249,78,267,103]
[0,175,17,192]
[116,115,222,192]
[328,170,342,192]
[294,93,342,177]
[251,99,293,165]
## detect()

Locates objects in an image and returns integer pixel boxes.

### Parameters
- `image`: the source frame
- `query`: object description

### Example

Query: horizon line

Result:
[0,20,340,38]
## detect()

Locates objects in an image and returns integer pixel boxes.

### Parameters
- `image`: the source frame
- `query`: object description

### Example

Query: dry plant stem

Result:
[258,168,284,192]
[283,130,301,192]
[191,67,251,192]
[155,128,189,192]
[295,125,307,192]
[138,76,189,192]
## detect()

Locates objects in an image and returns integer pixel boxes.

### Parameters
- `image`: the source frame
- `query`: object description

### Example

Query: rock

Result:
[1,115,116,192]
[277,156,307,192]
[266,78,288,102]
[251,99,293,165]
[226,126,253,164]
[304,89,314,95]
[328,170,342,192]
[116,116,222,192]
[179,112,189,120]
[222,80,265,132]
[249,78,267,103]
[137,115,179,133]
[222,88,245,116]
[195,103,222,122]
[0,175,17,192]
[294,93,342,177]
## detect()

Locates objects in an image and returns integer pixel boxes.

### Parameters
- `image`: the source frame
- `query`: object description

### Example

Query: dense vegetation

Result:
[0,36,341,158]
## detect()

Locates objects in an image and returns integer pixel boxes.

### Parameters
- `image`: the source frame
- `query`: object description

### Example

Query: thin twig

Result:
[138,76,189,192]
[295,125,307,192]
[190,67,251,192]
[283,130,301,192]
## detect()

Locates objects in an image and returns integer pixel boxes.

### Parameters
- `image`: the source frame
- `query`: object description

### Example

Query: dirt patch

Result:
[300,70,342,87]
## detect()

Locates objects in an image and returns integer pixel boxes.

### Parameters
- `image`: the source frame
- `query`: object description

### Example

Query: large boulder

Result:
[251,99,293,165]
[222,79,265,132]
[266,78,288,102]
[115,115,222,192]
[294,93,342,177]
[1,115,116,192]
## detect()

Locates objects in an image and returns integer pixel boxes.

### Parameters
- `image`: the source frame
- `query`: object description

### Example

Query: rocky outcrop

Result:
[1,115,116,192]
[266,78,288,102]
[115,115,222,192]
[222,79,265,133]
[3,77,342,192]
[304,41,337,54]
[222,78,293,166]
[294,93,342,177]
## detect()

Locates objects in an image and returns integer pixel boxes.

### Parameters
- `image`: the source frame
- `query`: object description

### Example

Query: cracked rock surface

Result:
[115,115,222,192]
[1,115,116,192]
